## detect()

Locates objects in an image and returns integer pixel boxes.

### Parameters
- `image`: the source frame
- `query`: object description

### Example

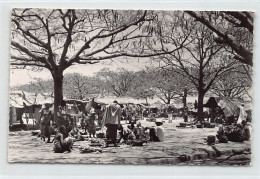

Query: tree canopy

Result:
[185,11,254,66]
[10,9,254,122]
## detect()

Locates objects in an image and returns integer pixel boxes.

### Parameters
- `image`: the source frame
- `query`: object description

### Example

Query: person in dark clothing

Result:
[183,107,188,123]
[129,122,135,131]
[39,103,52,143]
[105,123,118,146]
[85,108,96,138]
[149,127,160,142]
[117,124,125,143]
[241,120,251,141]
[57,100,70,131]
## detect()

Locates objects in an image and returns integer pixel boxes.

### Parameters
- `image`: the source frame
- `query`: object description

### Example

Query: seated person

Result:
[124,125,136,140]
[241,120,251,141]
[149,120,165,142]
[149,127,160,142]
[117,124,125,143]
[126,128,136,140]
[216,124,228,143]
[156,120,165,142]
[133,122,146,140]
[69,127,84,141]
[53,125,74,153]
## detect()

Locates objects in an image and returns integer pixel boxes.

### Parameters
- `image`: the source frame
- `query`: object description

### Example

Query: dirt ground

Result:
[8,118,251,165]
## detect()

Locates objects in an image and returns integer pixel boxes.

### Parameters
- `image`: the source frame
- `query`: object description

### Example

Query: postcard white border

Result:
[1,0,260,179]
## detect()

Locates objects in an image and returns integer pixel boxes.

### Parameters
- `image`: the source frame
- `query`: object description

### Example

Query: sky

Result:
[9,57,159,87]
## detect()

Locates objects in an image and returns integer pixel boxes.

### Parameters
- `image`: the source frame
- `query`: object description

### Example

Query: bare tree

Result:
[63,73,90,100]
[185,11,254,66]
[96,68,137,97]
[12,78,54,98]
[153,17,238,122]
[10,9,185,120]
[148,69,193,104]
[128,69,156,104]
[210,65,252,99]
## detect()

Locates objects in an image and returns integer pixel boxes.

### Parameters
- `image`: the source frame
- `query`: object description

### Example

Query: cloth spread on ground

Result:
[79,146,102,153]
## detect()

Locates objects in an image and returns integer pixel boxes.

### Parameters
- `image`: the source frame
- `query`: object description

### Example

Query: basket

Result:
[96,133,105,138]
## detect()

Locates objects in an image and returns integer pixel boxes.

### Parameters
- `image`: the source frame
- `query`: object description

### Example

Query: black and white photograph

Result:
[8,8,253,165]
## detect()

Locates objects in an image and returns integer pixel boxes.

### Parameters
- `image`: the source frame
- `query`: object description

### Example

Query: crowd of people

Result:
[36,98,251,153]
[37,100,165,153]
[102,100,165,147]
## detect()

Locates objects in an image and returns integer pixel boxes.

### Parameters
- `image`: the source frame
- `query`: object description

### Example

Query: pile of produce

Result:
[79,146,102,153]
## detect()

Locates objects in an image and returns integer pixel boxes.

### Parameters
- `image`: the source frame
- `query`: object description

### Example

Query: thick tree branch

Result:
[11,62,47,68]
[12,18,48,48]
[68,11,148,68]
[11,41,52,69]
[185,11,253,66]
[224,11,253,33]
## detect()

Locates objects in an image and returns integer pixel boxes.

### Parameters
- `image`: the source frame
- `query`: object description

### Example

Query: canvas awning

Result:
[149,101,163,108]
[218,98,241,117]
[204,97,219,108]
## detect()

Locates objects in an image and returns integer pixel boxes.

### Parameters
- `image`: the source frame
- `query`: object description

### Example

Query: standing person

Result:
[85,108,96,138]
[183,107,188,123]
[57,100,70,131]
[39,103,52,143]
[102,100,121,147]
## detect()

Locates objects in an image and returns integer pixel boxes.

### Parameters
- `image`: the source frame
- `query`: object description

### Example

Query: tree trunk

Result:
[53,72,64,123]
[197,90,205,123]
[197,59,205,124]
[167,91,171,104]
[167,98,171,104]
[183,88,187,108]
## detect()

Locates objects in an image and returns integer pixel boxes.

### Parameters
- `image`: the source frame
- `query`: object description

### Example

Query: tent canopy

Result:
[95,96,146,105]
[149,101,163,108]
[204,97,219,108]
[9,91,53,107]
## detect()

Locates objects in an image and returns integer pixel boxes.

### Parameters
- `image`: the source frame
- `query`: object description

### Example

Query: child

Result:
[85,108,96,138]
[53,125,74,153]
